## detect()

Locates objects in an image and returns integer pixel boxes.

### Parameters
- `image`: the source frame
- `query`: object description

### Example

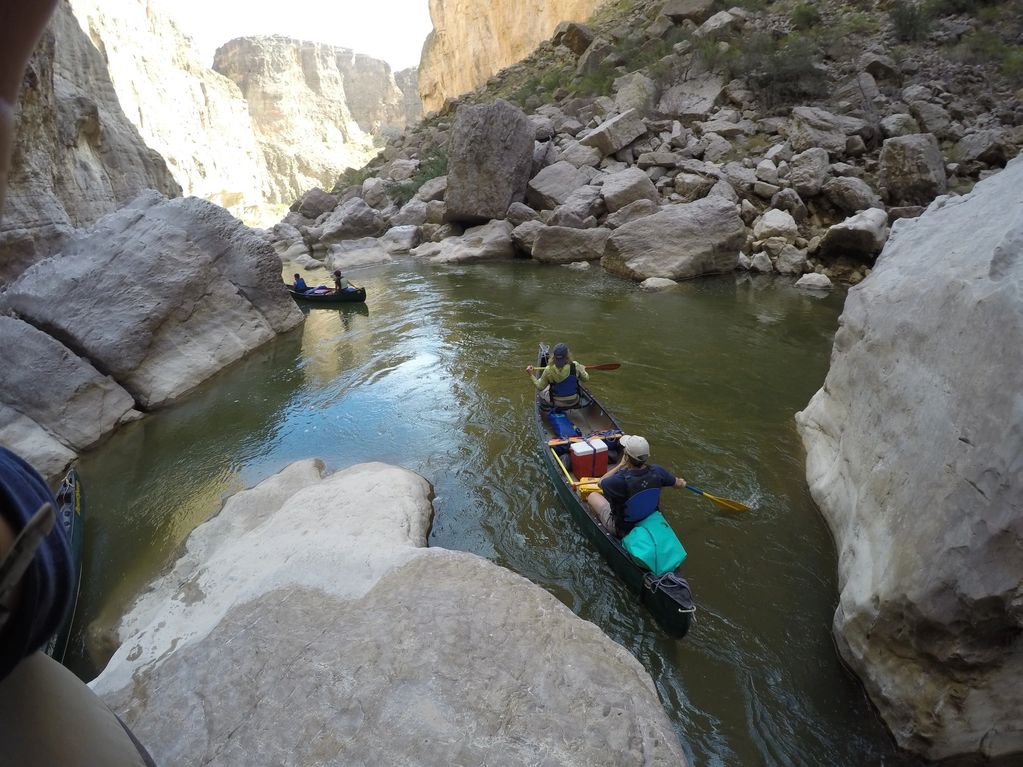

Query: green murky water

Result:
[67,260,930,766]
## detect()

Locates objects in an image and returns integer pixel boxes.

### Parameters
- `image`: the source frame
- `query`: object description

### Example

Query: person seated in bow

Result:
[525,342,589,408]
[292,273,309,292]
[586,435,687,537]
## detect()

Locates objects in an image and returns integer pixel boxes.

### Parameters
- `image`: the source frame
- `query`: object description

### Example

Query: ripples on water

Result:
[73,261,942,766]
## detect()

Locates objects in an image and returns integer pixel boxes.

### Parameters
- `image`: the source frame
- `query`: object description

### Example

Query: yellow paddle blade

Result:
[704,493,751,512]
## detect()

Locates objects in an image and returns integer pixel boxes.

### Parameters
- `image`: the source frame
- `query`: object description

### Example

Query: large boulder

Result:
[579,109,647,156]
[315,197,387,250]
[661,0,716,24]
[795,156,1023,761]
[328,238,393,270]
[817,208,889,261]
[410,220,515,263]
[291,188,338,220]
[92,460,688,767]
[602,197,746,281]
[878,133,947,206]
[531,226,611,263]
[600,168,659,213]
[787,106,868,155]
[0,316,139,477]
[0,192,303,410]
[527,161,593,210]
[822,177,884,214]
[445,100,535,224]
[656,74,724,121]
[788,148,830,197]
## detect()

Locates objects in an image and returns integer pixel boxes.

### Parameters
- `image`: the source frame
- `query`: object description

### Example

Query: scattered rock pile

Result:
[267,0,1021,293]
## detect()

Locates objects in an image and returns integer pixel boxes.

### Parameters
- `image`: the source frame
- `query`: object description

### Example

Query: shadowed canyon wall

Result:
[0,0,181,286]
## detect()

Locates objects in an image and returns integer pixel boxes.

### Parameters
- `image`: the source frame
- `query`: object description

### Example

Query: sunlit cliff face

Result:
[418,0,601,113]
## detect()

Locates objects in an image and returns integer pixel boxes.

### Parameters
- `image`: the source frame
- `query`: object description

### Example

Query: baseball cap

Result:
[620,434,650,462]
[552,343,569,364]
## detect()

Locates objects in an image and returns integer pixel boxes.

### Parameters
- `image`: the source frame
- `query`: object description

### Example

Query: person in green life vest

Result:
[525,342,590,408]
[586,434,687,537]
[333,269,359,292]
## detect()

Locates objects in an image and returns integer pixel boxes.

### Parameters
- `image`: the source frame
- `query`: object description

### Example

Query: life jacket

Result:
[616,467,664,532]
[548,363,580,406]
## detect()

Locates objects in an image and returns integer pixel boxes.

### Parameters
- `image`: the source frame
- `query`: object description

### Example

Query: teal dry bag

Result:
[622,511,687,576]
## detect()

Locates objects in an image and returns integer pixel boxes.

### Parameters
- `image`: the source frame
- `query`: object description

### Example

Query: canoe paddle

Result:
[584,363,620,371]
[685,483,751,512]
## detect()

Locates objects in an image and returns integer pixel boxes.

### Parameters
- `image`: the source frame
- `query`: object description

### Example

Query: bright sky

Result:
[158,0,434,70]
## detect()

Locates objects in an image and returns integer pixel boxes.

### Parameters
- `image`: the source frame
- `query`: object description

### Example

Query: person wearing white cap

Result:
[586,434,687,537]
[526,342,590,408]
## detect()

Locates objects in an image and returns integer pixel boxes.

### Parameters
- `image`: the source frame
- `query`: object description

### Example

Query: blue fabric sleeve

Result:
[0,448,73,681]
[653,465,677,487]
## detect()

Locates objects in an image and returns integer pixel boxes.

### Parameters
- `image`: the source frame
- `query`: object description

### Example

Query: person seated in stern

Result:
[292,273,309,292]
[333,269,359,292]
[586,435,687,537]
[525,342,589,408]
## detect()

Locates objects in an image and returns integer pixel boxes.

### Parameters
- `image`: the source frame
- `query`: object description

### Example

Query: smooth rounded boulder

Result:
[92,460,689,767]
[795,156,1023,760]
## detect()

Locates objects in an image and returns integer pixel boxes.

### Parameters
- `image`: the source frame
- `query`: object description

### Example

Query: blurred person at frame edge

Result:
[0,2,156,764]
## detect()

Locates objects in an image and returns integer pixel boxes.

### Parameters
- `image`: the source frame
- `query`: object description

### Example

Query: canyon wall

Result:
[0,0,181,286]
[214,37,420,203]
[67,0,274,219]
[418,0,602,113]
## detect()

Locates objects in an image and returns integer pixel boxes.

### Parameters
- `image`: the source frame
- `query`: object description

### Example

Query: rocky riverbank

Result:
[267,1,1021,293]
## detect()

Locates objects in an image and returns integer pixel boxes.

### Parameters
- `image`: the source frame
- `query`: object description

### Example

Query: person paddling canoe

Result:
[586,434,687,537]
[526,342,589,408]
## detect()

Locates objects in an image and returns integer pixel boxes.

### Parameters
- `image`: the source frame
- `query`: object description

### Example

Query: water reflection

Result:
[70,262,956,766]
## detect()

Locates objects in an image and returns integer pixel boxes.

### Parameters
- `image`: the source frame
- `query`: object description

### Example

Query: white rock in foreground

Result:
[796,156,1023,760]
[92,461,687,767]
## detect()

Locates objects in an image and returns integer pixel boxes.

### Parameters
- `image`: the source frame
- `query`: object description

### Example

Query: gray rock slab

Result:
[93,461,687,767]
[879,133,948,206]
[532,226,610,263]
[0,192,303,409]
[795,155,1023,760]
[602,196,745,281]
[0,315,139,456]
[411,220,515,263]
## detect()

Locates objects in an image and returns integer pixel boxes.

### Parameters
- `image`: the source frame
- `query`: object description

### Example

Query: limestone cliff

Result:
[214,37,420,203]
[66,0,274,218]
[418,0,603,113]
[0,0,181,286]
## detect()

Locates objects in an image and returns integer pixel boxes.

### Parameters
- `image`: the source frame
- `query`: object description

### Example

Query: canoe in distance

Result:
[286,285,367,304]
[533,342,695,639]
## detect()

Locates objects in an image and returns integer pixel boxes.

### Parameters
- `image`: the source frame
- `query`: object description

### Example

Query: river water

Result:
[68,260,932,766]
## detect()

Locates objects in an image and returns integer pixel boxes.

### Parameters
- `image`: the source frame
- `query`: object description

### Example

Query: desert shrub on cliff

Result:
[332,166,373,194]
[891,0,932,41]
[384,149,448,205]
[791,3,822,30]
[955,29,1023,83]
